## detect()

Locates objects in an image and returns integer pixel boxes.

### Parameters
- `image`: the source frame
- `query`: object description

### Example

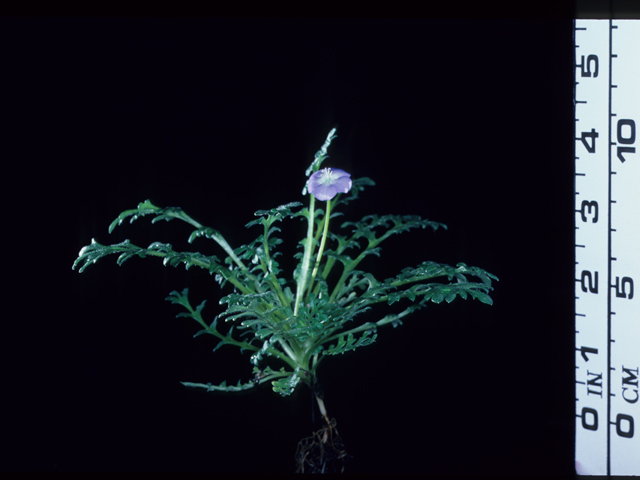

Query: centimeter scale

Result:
[574,20,639,476]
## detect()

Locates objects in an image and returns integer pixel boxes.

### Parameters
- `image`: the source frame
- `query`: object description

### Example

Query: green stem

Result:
[328,248,369,303]
[317,304,418,349]
[253,371,293,386]
[184,304,264,354]
[165,208,246,272]
[278,338,297,360]
[308,199,331,295]
[139,249,254,295]
[208,229,247,272]
[294,195,316,317]
[262,220,289,308]
[328,228,399,303]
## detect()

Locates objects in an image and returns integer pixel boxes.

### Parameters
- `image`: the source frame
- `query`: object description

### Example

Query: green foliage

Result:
[181,379,256,392]
[271,371,302,396]
[323,331,377,356]
[73,128,498,398]
[73,239,224,274]
[246,202,303,228]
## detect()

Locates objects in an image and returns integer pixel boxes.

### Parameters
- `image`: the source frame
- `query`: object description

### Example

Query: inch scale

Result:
[574,20,640,476]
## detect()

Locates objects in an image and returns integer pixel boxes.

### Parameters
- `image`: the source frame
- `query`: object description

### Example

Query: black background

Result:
[4,17,576,473]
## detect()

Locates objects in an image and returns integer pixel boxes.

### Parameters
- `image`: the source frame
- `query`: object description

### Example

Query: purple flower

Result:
[308,168,352,201]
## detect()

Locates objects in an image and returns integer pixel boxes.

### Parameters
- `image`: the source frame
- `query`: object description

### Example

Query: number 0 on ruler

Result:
[575,20,640,476]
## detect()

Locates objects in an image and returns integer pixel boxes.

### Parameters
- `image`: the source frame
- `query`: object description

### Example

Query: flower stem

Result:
[294,195,316,317]
[309,199,331,294]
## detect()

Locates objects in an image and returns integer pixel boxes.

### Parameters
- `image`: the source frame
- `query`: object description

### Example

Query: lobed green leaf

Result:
[323,330,377,356]
[271,372,301,396]
[73,238,224,274]
[245,202,303,229]
[342,214,447,245]
[108,199,200,234]
[181,380,255,392]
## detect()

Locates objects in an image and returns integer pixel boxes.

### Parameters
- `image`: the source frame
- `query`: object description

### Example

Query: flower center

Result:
[321,168,334,184]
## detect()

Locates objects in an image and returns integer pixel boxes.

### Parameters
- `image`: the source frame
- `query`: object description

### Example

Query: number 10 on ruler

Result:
[574,20,640,476]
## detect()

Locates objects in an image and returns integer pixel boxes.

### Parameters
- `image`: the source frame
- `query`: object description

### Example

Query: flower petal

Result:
[308,168,352,201]
[311,184,338,201]
[331,175,352,194]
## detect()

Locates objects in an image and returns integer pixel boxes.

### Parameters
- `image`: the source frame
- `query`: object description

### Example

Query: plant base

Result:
[295,417,349,473]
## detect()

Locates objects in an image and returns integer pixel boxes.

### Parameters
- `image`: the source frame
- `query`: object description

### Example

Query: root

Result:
[295,416,349,474]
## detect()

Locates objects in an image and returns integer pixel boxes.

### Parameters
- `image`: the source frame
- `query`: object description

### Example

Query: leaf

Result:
[72,238,224,275]
[444,291,457,303]
[387,279,496,308]
[271,372,301,396]
[108,199,159,233]
[108,199,199,234]
[330,177,376,209]
[165,288,191,309]
[188,226,224,244]
[470,290,493,305]
[333,270,384,303]
[181,380,255,393]
[342,214,447,247]
[323,330,377,356]
[431,290,445,304]
[216,290,300,345]
[304,128,338,179]
[245,202,303,229]
[388,261,497,286]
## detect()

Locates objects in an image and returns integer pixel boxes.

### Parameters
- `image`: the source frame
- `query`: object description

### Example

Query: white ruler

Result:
[575,20,640,476]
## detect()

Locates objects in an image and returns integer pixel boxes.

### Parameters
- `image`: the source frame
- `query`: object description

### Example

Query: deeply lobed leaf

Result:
[108,199,199,234]
[323,330,377,356]
[72,238,223,274]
